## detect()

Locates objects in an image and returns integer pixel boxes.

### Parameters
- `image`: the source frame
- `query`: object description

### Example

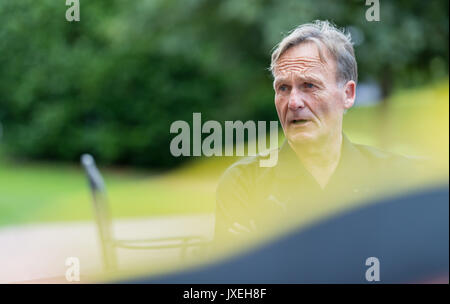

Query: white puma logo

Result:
[267,195,287,212]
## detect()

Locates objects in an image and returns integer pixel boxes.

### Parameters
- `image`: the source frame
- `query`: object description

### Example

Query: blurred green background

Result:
[0,0,448,226]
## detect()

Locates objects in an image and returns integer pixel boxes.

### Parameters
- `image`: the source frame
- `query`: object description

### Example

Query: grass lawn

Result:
[0,80,448,227]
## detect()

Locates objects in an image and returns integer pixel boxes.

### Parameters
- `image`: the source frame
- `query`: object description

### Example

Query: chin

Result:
[287,131,318,145]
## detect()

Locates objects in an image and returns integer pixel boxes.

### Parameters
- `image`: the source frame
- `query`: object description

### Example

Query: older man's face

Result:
[273,42,354,146]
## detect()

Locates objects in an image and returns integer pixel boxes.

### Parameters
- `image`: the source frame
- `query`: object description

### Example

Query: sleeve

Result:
[214,162,257,243]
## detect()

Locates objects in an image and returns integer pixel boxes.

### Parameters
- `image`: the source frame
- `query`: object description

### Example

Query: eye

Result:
[303,82,316,89]
[278,84,289,92]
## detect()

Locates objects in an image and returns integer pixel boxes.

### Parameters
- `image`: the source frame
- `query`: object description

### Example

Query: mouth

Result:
[290,119,310,125]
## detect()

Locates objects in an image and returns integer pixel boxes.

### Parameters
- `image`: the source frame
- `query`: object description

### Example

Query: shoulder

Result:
[217,149,278,192]
[218,154,268,187]
[354,143,406,162]
[353,143,428,172]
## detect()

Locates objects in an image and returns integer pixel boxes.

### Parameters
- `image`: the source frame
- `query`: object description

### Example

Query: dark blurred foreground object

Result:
[131,184,449,283]
[81,154,210,273]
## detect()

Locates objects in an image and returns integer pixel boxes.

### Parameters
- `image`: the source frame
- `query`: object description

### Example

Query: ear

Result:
[343,80,356,109]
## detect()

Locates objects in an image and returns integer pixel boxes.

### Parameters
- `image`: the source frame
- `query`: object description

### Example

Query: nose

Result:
[287,87,306,111]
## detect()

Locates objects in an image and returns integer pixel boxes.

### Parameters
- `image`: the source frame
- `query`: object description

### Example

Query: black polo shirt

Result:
[214,134,418,241]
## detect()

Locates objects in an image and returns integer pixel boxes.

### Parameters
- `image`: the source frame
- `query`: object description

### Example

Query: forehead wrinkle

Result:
[274,56,326,76]
[276,57,323,64]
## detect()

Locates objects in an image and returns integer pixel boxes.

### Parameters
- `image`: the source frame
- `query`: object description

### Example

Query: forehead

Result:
[273,42,335,80]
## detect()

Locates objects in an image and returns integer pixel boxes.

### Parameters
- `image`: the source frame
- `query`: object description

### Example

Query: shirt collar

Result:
[273,134,370,186]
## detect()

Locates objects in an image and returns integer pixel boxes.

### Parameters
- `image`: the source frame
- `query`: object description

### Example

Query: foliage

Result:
[0,0,448,168]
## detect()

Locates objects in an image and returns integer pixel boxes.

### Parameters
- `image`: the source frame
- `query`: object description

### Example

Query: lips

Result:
[291,119,310,125]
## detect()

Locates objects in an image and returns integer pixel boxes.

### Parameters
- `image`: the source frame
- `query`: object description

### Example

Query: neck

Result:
[290,132,343,189]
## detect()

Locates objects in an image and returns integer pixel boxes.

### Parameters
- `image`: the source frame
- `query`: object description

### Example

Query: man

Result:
[214,20,414,242]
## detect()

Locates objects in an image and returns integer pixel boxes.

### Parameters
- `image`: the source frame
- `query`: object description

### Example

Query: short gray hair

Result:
[270,20,358,85]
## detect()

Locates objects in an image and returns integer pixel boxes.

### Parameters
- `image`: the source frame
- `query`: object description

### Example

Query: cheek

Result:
[307,91,343,127]
[309,91,331,115]
[274,96,288,117]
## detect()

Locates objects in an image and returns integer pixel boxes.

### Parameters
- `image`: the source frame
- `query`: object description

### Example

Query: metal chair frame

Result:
[81,154,209,273]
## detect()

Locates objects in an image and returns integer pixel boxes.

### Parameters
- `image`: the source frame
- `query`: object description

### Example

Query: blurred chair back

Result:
[81,154,211,274]
[81,154,117,272]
